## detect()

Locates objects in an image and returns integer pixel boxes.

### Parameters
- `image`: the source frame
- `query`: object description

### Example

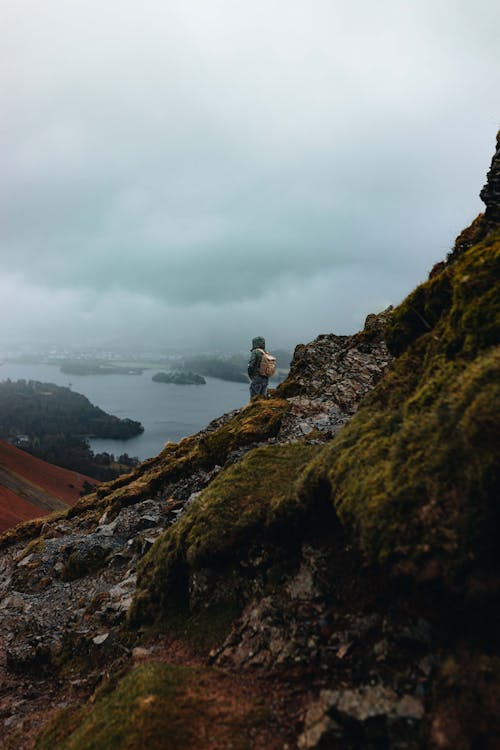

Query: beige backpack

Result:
[257,349,277,377]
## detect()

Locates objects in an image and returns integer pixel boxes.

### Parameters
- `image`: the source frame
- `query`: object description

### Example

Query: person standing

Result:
[247,336,276,399]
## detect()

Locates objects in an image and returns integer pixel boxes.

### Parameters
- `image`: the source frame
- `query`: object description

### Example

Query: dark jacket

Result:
[248,336,266,378]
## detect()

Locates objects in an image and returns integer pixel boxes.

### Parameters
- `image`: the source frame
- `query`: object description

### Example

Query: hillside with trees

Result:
[181,355,248,382]
[0,380,143,480]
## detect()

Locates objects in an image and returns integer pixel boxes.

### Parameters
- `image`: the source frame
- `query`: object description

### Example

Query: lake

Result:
[0,363,249,460]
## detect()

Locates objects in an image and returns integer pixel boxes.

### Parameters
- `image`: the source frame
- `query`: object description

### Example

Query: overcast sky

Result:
[1,0,499,353]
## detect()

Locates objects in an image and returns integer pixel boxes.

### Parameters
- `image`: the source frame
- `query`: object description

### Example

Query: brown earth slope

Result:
[0,440,97,533]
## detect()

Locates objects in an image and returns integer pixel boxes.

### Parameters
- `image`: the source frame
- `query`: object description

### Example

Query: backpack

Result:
[257,349,277,377]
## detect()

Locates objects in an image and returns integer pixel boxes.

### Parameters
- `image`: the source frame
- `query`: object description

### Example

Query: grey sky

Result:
[1,0,499,351]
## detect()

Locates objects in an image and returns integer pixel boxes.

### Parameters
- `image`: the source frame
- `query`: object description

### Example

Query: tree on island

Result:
[152,371,206,385]
[181,357,247,383]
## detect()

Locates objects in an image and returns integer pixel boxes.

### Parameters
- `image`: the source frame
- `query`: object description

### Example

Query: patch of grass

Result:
[0,510,66,552]
[129,442,321,627]
[16,536,46,560]
[35,706,90,750]
[165,602,242,653]
[35,661,266,750]
[35,663,200,750]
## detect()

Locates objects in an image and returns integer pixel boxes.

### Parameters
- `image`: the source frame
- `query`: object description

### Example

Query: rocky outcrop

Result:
[480,129,500,235]
[450,129,500,259]
[276,308,393,440]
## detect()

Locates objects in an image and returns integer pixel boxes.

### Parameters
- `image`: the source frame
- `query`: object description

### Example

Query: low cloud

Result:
[1,0,498,350]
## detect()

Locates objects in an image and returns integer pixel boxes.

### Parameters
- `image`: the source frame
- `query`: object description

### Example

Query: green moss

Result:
[67,397,290,520]
[165,602,241,652]
[129,442,321,627]
[35,663,202,750]
[35,662,267,750]
[386,232,499,359]
[35,706,89,750]
[303,234,500,586]
[0,510,66,552]
[385,269,454,356]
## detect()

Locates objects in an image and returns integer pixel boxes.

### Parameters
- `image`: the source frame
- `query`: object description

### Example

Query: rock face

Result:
[452,130,500,258]
[480,129,500,234]
[0,134,499,750]
[276,308,393,440]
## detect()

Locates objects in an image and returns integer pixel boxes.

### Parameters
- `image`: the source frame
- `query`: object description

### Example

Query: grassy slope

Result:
[0,440,95,503]
[70,396,290,518]
[0,440,97,533]
[0,398,289,551]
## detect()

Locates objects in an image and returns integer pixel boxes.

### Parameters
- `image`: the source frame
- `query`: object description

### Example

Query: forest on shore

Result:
[0,379,142,480]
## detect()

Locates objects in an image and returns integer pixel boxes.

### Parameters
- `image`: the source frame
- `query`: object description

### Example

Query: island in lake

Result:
[152,371,206,385]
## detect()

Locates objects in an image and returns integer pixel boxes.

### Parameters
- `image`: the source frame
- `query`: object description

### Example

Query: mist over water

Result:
[0,364,248,460]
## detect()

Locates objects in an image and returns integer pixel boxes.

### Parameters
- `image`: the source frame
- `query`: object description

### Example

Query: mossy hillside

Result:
[0,406,290,550]
[384,270,453,356]
[69,397,289,518]
[129,443,321,626]
[385,232,499,357]
[0,399,290,552]
[35,661,260,750]
[303,235,500,585]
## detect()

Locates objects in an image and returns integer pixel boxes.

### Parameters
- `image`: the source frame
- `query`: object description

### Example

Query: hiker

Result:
[248,336,276,399]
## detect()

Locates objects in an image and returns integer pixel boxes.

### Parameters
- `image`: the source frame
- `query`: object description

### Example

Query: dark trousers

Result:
[249,375,269,398]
